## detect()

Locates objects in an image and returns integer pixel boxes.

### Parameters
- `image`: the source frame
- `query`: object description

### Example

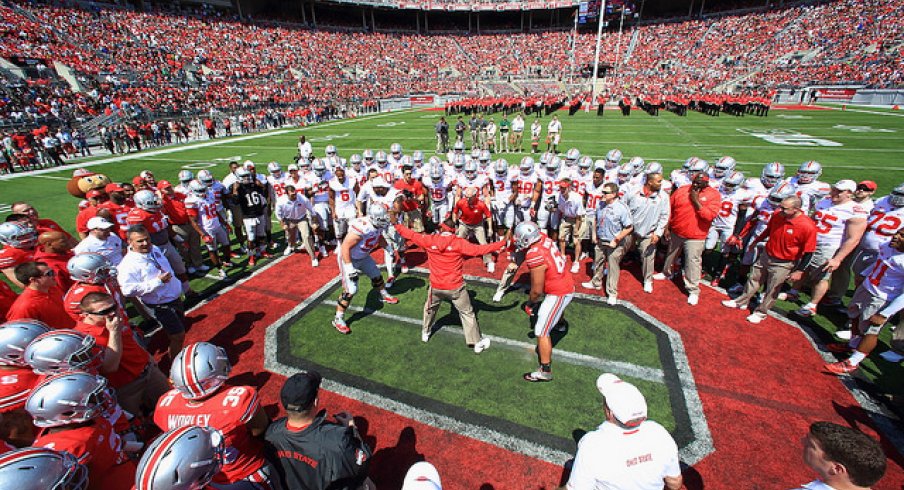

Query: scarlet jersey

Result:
[347,217,383,260]
[0,366,40,412]
[329,176,358,219]
[490,169,517,205]
[63,281,127,322]
[35,417,136,490]
[525,234,575,296]
[0,281,16,317]
[812,198,869,248]
[0,246,33,270]
[514,172,539,208]
[185,194,222,232]
[862,196,904,251]
[712,188,751,229]
[155,386,267,484]
[97,201,131,237]
[125,208,167,234]
[268,174,288,199]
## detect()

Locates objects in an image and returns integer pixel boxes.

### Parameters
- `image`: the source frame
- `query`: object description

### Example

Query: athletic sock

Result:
[380,289,392,298]
[540,363,551,373]
[335,311,343,320]
[803,302,816,310]
[849,351,867,365]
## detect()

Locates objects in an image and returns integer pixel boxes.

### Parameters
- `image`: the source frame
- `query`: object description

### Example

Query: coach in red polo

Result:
[655,173,721,305]
[453,188,495,272]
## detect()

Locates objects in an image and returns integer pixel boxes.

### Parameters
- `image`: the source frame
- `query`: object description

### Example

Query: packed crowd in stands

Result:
[0,0,899,132]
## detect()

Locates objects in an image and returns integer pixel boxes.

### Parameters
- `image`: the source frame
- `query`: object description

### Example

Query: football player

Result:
[135,425,225,490]
[232,168,271,267]
[708,156,737,189]
[534,156,563,236]
[185,180,232,277]
[0,448,89,489]
[787,160,831,214]
[0,319,48,447]
[705,171,750,286]
[0,222,37,288]
[307,159,335,257]
[329,165,360,243]
[489,158,517,240]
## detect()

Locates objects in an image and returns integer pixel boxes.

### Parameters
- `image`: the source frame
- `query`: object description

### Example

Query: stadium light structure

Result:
[590,0,607,102]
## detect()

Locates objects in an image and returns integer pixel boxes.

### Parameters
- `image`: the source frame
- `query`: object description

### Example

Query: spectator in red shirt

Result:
[32,231,75,292]
[453,188,496,273]
[393,165,426,233]
[5,261,75,329]
[655,173,721,306]
[396,220,504,350]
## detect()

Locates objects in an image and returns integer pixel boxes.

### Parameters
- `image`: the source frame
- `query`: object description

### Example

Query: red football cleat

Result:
[824,360,858,375]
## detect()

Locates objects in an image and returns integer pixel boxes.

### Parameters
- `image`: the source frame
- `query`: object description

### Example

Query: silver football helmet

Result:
[546,157,561,176]
[513,221,541,251]
[628,156,645,176]
[411,150,424,165]
[453,154,466,171]
[312,159,327,178]
[135,426,225,490]
[267,161,282,176]
[519,157,535,176]
[25,329,100,375]
[721,171,745,193]
[235,168,253,184]
[170,342,231,400]
[644,161,664,175]
[188,180,208,198]
[390,143,403,157]
[761,162,785,188]
[890,183,904,208]
[375,150,388,166]
[369,205,391,229]
[430,163,444,183]
[67,253,116,284]
[768,181,797,206]
[0,319,51,367]
[617,163,633,183]
[565,148,581,166]
[714,156,737,178]
[494,159,509,177]
[687,158,709,175]
[605,149,623,169]
[577,156,593,173]
[797,160,822,184]
[0,222,38,248]
[196,169,215,187]
[452,141,465,152]
[26,371,114,427]
[362,149,375,164]
[538,152,552,168]
[177,170,194,185]
[349,154,363,169]
[464,161,478,179]
[470,148,481,162]
[133,190,162,212]
[325,144,338,157]
[0,448,88,490]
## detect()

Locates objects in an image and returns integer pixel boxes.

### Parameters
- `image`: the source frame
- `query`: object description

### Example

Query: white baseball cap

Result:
[596,373,648,427]
[86,217,115,230]
[833,179,857,193]
[371,176,390,189]
[402,462,442,490]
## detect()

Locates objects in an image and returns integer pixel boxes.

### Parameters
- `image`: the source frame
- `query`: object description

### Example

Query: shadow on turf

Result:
[368,426,425,489]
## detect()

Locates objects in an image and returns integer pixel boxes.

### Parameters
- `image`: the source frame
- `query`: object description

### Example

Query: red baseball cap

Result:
[157,180,173,190]
[105,183,124,193]
[86,189,103,199]
[858,180,877,192]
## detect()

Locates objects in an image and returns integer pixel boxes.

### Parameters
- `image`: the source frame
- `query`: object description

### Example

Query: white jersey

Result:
[423,175,454,204]
[347,167,368,188]
[862,243,904,301]
[670,170,691,189]
[514,172,539,208]
[751,196,778,239]
[604,168,620,185]
[185,193,222,232]
[268,174,288,200]
[387,154,405,167]
[456,174,488,197]
[329,176,358,219]
[585,181,607,215]
[369,163,396,184]
[284,174,310,194]
[787,177,831,214]
[743,178,769,201]
[566,420,681,490]
[347,217,382,261]
[861,196,904,251]
[207,181,227,211]
[538,170,562,202]
[712,188,751,229]
[306,172,333,204]
[490,170,516,205]
[812,198,869,248]
[571,170,593,197]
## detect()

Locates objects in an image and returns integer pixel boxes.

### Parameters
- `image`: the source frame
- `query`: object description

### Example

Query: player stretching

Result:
[515,221,575,382]
[333,205,399,334]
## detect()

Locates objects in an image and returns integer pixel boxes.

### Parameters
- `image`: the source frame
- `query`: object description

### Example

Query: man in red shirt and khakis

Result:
[453,188,496,273]
[395,219,505,352]
[654,173,721,305]
[393,164,427,233]
[722,195,817,324]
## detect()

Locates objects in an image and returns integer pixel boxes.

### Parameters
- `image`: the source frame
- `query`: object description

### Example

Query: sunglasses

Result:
[41,270,55,277]
[856,186,873,192]
[86,304,118,316]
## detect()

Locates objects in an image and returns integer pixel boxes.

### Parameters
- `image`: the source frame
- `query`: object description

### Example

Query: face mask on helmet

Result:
[578,156,592,172]
[714,156,736,178]
[178,170,193,184]
[25,330,100,375]
[495,160,508,176]
[134,190,162,211]
[761,162,785,188]
[0,222,38,249]
[431,166,444,183]
[0,448,89,490]
[454,157,466,170]
[325,144,337,156]
[26,372,113,427]
[605,149,622,169]
[350,155,363,168]
[721,172,745,193]
[890,184,904,207]
[375,151,388,165]
[197,170,214,186]
[513,221,541,251]
[520,157,534,175]
[267,162,282,176]
[0,319,50,367]
[796,161,822,184]
[236,169,253,184]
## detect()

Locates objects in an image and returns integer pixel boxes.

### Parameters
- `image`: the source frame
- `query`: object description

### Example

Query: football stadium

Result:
[0,0,902,489]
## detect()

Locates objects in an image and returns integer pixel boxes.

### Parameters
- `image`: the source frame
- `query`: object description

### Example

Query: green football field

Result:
[2,105,903,396]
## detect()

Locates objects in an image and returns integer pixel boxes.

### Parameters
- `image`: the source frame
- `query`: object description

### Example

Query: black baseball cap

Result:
[281,370,322,411]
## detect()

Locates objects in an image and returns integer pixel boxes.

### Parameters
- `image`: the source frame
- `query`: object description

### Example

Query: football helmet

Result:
[478,150,491,167]
[188,180,208,197]
[0,222,38,248]
[683,157,699,171]
[67,252,116,284]
[714,156,737,178]
[605,149,623,169]
[430,163,444,183]
[494,159,509,177]
[134,190,162,212]
[312,159,327,178]
[519,157,535,176]
[890,183,904,207]
[349,154,363,168]
[577,156,593,172]
[235,168,253,185]
[170,342,231,400]
[196,169,214,187]
[617,163,633,183]
[538,152,552,168]
[470,148,481,162]
[761,162,785,188]
[412,150,424,165]
[546,157,561,176]
[464,161,478,179]
[687,158,709,175]
[267,161,282,176]
[513,221,541,251]
[136,426,225,490]
[362,149,375,164]
[721,171,745,192]
[25,329,100,375]
[565,148,581,166]
[375,150,388,165]
[139,170,156,186]
[768,181,797,206]
[26,371,114,427]
[399,155,412,169]
[0,448,88,490]
[368,205,391,229]
[0,319,51,367]
[797,161,822,184]
[453,141,464,152]
[453,155,466,171]
[177,170,194,184]
[390,143,402,156]
[644,161,664,175]
[325,144,338,157]
[628,156,645,176]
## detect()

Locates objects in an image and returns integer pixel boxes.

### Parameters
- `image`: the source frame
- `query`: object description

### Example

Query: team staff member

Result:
[655,173,721,305]
[73,217,123,265]
[795,422,886,490]
[5,261,75,328]
[555,179,586,273]
[117,225,186,360]
[622,172,670,294]
[76,292,169,417]
[722,196,817,324]
[395,220,505,351]
[453,188,496,273]
[582,183,633,305]
[394,165,427,233]
[566,373,682,490]
[276,184,319,266]
[266,370,374,490]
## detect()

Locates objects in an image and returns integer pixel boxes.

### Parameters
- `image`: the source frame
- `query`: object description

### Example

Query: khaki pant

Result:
[284,219,315,257]
[589,241,628,297]
[423,284,481,345]
[171,223,202,268]
[661,234,705,295]
[457,222,491,264]
[734,253,794,314]
[631,233,659,283]
[115,362,171,417]
[402,209,424,233]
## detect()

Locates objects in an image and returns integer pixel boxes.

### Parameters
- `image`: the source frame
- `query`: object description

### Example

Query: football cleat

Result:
[332,318,351,335]
[381,295,399,305]
[523,370,553,382]
[824,359,858,375]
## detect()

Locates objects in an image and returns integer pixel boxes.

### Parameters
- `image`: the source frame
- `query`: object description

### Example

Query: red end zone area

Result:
[178,250,904,489]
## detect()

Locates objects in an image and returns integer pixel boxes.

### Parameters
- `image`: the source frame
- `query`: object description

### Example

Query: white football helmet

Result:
[453,141,465,153]
[478,150,491,168]
[546,157,561,176]
[0,448,88,490]
[312,159,327,178]
[617,163,633,183]
[189,180,208,198]
[494,159,509,177]
[513,221,541,251]
[67,252,116,284]
[464,161,478,179]
[170,342,231,400]
[0,221,38,248]
[135,426,225,490]
[687,158,709,175]
[412,150,424,165]
[538,152,553,168]
[390,143,403,157]
[267,161,282,176]
[362,149,375,165]
[368,205,391,229]
[427,156,443,167]
[453,155,466,171]
[133,190,162,212]
[714,156,737,178]
[375,150,388,166]
[721,171,745,192]
[565,148,581,166]
[0,319,51,367]
[761,162,785,188]
[349,154,363,169]
[605,149,623,169]
[890,183,904,207]
[177,170,194,184]
[25,329,100,375]
[470,148,481,162]
[196,169,215,187]
[519,157,535,176]
[26,371,114,427]
[325,144,338,157]
[577,156,593,173]
[430,163,444,183]
[797,161,822,184]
